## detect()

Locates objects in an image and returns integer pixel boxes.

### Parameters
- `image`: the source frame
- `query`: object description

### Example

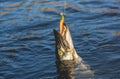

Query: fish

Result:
[53,13,94,79]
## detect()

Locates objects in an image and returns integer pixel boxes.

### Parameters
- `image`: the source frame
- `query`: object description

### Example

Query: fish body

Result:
[54,13,94,79]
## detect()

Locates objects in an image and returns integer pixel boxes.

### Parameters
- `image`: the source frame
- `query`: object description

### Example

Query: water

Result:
[0,0,120,79]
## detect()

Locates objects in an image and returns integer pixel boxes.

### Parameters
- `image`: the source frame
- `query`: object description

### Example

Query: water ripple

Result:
[0,0,120,79]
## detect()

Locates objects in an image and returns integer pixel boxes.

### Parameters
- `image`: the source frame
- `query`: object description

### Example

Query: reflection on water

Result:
[0,0,120,79]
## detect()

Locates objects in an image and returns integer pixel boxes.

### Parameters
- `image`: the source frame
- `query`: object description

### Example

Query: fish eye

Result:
[58,50,63,56]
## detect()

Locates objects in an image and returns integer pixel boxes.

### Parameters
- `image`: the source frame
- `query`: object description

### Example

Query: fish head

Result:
[54,29,74,61]
[54,13,79,62]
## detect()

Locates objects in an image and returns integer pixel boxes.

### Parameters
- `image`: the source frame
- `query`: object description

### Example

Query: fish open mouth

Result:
[54,12,69,49]
[53,13,73,61]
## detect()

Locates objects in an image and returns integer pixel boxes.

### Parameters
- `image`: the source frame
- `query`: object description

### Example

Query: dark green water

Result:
[0,0,120,79]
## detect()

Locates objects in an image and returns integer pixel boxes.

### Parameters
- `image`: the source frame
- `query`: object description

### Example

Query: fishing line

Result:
[63,0,67,15]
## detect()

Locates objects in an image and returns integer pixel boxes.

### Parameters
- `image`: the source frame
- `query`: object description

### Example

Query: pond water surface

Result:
[0,0,120,79]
